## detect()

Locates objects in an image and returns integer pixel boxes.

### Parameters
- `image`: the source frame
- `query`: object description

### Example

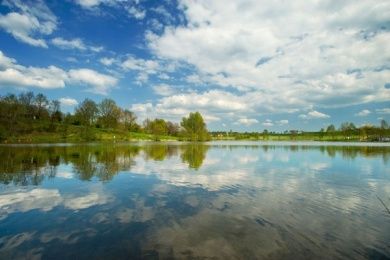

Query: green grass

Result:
[2,124,179,144]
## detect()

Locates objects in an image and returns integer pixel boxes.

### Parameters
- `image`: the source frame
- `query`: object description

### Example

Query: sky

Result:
[0,0,389,132]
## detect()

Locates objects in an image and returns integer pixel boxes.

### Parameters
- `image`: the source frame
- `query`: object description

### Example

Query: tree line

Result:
[211,120,389,141]
[0,92,210,142]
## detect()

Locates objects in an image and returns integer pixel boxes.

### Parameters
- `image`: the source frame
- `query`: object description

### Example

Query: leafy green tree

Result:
[18,92,35,120]
[340,122,357,139]
[121,109,139,132]
[180,112,210,141]
[151,119,168,136]
[75,99,99,126]
[326,124,336,132]
[34,93,49,120]
[98,99,121,129]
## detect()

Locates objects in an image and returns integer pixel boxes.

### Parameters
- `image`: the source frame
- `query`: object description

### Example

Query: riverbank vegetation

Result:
[0,91,388,143]
[211,121,390,142]
[0,92,210,143]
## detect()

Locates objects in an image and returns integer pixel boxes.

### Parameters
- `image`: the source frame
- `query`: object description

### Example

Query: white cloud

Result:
[132,90,249,122]
[376,108,390,114]
[0,51,118,94]
[147,0,390,114]
[0,12,47,47]
[235,118,258,126]
[59,97,78,106]
[0,53,67,88]
[130,88,306,124]
[150,6,173,23]
[99,57,116,66]
[127,6,146,20]
[276,119,289,125]
[0,1,57,47]
[75,0,105,8]
[121,56,177,84]
[68,68,118,95]
[152,84,175,96]
[355,109,371,117]
[262,119,274,127]
[122,56,159,73]
[52,37,103,52]
[299,110,330,119]
[52,37,86,50]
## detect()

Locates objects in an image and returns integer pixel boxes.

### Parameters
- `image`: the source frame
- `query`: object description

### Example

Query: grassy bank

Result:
[211,132,390,142]
[1,124,178,144]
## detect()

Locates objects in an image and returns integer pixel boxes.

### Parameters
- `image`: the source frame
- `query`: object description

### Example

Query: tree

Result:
[319,128,325,139]
[180,112,210,141]
[143,118,167,138]
[18,92,35,120]
[326,124,336,132]
[34,93,49,120]
[151,119,168,136]
[121,109,139,132]
[98,99,121,129]
[48,100,62,131]
[380,119,389,129]
[75,99,98,126]
[0,94,22,135]
[167,121,180,136]
[340,122,357,140]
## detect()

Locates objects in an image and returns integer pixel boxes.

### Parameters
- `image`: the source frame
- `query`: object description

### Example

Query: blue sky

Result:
[0,0,389,131]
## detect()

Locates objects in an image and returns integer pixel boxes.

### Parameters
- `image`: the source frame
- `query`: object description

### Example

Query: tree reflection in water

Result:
[0,143,389,185]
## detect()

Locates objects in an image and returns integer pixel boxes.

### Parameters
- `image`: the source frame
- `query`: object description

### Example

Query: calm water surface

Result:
[0,141,389,259]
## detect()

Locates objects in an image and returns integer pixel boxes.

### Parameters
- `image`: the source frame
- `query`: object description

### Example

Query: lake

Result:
[0,141,389,259]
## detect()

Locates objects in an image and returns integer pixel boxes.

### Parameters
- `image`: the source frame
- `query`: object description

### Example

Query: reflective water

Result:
[0,142,389,259]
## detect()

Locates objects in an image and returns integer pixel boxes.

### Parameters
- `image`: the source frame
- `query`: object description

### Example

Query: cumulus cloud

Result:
[75,0,104,8]
[235,118,258,126]
[376,108,390,114]
[0,51,67,88]
[59,97,78,106]
[262,119,274,127]
[51,37,104,52]
[299,110,330,119]
[276,119,289,126]
[99,57,116,66]
[68,68,118,95]
[52,37,86,50]
[147,0,390,115]
[75,0,146,21]
[132,90,250,122]
[152,84,175,96]
[127,6,146,20]
[122,56,159,73]
[0,51,118,94]
[355,109,371,117]
[0,0,57,47]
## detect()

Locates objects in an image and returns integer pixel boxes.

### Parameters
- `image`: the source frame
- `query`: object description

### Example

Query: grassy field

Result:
[2,124,178,144]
